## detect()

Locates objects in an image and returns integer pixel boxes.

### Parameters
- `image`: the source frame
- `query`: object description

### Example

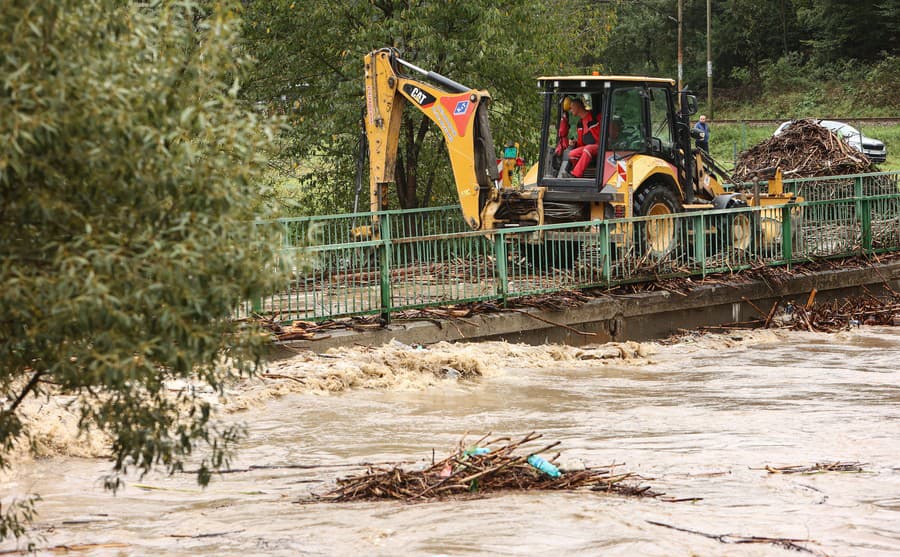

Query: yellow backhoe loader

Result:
[363,48,797,254]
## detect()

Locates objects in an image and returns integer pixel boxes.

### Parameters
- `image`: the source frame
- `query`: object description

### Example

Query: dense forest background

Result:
[603,0,899,117]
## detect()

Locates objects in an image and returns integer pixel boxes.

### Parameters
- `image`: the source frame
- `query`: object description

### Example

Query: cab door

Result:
[602,84,677,184]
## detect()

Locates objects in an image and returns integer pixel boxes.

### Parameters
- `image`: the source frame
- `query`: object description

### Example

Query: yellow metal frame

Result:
[364,49,493,229]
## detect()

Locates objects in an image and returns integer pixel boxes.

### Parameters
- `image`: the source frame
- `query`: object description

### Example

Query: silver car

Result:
[774,119,887,163]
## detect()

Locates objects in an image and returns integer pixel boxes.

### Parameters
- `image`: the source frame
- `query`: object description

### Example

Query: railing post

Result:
[493,232,508,305]
[692,214,706,276]
[282,220,291,248]
[859,197,872,254]
[379,212,392,322]
[598,222,611,286]
[253,221,286,316]
[854,176,872,254]
[781,205,793,265]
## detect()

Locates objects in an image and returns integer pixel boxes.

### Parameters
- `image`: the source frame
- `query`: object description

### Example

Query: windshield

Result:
[821,120,860,138]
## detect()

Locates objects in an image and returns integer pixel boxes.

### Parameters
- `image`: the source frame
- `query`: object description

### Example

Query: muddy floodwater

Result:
[2,327,899,556]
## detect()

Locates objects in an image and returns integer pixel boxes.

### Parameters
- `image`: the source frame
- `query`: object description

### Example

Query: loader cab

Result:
[535,76,683,221]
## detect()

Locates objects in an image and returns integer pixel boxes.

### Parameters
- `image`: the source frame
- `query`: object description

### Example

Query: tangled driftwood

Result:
[697,285,900,334]
[733,119,875,181]
[308,432,658,503]
[763,461,867,475]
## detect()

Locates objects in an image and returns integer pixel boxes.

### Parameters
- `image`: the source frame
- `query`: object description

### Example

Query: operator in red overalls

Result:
[566,98,600,178]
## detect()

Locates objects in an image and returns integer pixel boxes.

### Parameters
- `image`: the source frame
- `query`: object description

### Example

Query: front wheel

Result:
[633,183,683,259]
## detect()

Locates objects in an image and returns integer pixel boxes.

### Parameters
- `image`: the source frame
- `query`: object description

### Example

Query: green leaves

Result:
[1,0,284,540]
[0,496,40,545]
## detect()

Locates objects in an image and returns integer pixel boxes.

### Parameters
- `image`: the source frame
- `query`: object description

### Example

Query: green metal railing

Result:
[241,172,900,322]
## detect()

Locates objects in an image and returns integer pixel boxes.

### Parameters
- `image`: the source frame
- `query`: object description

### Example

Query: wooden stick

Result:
[646,521,819,554]
[805,288,817,310]
[741,297,768,318]
[507,308,597,336]
[763,300,780,328]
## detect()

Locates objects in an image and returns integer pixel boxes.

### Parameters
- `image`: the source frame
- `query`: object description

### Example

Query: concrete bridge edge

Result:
[275,261,900,353]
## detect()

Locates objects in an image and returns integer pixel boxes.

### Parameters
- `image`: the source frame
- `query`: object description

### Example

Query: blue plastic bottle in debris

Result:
[527,455,561,478]
[465,447,491,456]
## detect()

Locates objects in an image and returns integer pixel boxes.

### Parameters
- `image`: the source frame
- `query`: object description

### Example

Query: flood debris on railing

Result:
[611,252,900,301]
[394,290,593,323]
[256,253,900,341]
[699,280,900,334]
[303,432,658,503]
[778,294,900,331]
[250,314,387,341]
[252,291,595,342]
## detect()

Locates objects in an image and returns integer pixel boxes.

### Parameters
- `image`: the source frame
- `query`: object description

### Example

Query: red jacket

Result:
[576,113,601,146]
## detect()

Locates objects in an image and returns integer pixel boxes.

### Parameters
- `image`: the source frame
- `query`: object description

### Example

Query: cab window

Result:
[608,87,645,151]
[648,86,674,157]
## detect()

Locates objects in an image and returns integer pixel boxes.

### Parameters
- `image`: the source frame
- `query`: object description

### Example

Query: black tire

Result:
[633,183,683,259]
[701,211,757,260]
[712,200,755,255]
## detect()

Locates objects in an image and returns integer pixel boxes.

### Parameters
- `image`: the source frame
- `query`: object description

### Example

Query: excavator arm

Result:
[364,48,498,230]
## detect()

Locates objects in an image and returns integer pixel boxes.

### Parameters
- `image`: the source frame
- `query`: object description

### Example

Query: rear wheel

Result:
[727,211,754,251]
[633,183,683,258]
[714,212,754,254]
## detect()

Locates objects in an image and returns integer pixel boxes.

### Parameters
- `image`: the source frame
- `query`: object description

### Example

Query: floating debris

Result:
[647,520,825,555]
[305,432,658,503]
[762,461,867,475]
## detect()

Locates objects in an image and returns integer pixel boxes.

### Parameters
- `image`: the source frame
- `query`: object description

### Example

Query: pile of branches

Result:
[733,119,875,181]
[312,432,657,503]
[700,286,900,334]
[253,315,387,341]
[784,292,900,331]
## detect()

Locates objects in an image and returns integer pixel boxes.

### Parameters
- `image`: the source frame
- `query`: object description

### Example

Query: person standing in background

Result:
[694,114,710,152]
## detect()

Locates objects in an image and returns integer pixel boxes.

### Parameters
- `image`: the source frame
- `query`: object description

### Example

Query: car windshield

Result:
[820,120,860,138]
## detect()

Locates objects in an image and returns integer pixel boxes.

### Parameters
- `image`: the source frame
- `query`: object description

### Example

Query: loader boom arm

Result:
[364,48,498,229]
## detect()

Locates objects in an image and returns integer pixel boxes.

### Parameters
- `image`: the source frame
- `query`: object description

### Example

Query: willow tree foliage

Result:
[0,0,281,541]
[241,0,614,215]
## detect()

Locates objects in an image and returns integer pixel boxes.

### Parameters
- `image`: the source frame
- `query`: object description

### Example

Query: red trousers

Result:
[568,144,598,177]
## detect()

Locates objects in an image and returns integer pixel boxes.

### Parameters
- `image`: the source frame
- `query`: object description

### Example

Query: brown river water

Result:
[2,327,899,556]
